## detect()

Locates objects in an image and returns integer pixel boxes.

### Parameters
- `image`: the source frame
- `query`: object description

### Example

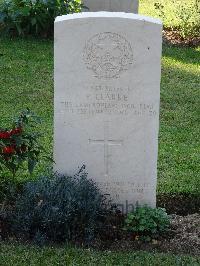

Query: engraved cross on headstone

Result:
[89,121,123,178]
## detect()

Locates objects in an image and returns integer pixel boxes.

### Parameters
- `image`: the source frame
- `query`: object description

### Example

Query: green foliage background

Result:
[140,0,200,37]
[0,0,82,36]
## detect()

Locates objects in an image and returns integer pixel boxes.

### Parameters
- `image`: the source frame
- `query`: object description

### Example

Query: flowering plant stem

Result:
[0,109,48,179]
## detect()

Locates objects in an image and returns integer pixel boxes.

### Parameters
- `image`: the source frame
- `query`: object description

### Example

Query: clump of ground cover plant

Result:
[124,206,170,241]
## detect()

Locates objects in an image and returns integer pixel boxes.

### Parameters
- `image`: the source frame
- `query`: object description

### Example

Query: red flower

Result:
[0,131,11,139]
[10,127,22,136]
[2,146,15,154]
[0,127,22,139]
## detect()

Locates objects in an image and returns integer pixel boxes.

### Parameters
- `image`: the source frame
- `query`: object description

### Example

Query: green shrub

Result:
[0,109,52,203]
[0,109,47,179]
[175,1,200,38]
[11,166,109,244]
[124,206,170,241]
[0,0,82,37]
[154,0,200,38]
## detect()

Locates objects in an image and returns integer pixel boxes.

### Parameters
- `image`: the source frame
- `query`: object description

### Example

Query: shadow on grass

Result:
[162,44,200,65]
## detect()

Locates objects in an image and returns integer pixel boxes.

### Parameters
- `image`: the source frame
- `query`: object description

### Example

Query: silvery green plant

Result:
[12,166,109,244]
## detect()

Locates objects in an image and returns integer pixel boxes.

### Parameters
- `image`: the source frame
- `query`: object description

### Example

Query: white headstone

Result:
[82,0,139,13]
[54,12,162,213]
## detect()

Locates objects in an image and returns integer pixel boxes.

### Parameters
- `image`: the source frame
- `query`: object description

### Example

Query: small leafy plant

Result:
[11,166,109,244]
[124,206,170,241]
[0,109,46,178]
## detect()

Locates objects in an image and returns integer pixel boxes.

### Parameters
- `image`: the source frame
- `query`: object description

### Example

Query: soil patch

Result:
[96,213,200,256]
[157,193,200,215]
[1,210,200,256]
[163,29,200,47]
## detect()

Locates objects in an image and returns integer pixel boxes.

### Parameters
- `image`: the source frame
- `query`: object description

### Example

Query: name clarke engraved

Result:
[59,83,158,117]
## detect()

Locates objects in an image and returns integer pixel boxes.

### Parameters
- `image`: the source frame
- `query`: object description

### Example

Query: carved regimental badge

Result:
[83,32,133,79]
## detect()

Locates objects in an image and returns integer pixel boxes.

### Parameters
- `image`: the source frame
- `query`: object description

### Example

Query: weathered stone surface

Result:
[82,0,139,13]
[54,12,162,213]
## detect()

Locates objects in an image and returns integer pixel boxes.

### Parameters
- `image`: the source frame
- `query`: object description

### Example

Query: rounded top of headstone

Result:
[55,12,162,25]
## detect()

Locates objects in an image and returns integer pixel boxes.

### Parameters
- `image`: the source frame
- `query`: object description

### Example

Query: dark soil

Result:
[95,213,200,256]
[157,193,200,216]
[92,193,200,256]
[163,29,200,47]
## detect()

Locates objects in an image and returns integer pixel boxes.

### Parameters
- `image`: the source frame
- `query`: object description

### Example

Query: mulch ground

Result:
[95,213,200,256]
[157,193,200,216]
[163,29,200,47]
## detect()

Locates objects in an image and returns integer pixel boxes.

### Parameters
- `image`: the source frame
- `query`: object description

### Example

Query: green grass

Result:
[0,38,53,181]
[158,45,200,194]
[0,38,200,194]
[0,242,200,266]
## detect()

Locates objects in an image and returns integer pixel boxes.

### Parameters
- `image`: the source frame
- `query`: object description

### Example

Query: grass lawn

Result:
[0,242,200,266]
[0,38,199,194]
